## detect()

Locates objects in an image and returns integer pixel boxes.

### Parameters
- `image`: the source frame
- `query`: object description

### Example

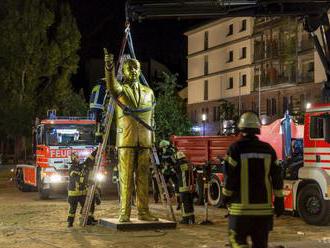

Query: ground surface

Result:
[0,165,329,248]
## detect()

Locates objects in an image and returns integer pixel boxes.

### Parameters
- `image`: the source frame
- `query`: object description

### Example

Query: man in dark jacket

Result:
[222,112,284,248]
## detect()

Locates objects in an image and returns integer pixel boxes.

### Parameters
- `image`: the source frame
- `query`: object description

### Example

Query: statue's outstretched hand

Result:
[104,48,114,71]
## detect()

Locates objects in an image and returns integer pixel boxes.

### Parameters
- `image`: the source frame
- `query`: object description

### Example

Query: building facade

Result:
[185,17,326,135]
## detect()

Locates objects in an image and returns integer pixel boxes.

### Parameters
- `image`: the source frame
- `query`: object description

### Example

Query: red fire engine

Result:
[172,104,330,225]
[15,111,107,199]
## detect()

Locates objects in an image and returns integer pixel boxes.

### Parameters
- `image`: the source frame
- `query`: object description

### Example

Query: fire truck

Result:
[172,106,330,225]
[15,111,107,199]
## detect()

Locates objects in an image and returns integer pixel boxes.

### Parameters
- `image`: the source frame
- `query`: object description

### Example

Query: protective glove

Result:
[274,197,285,217]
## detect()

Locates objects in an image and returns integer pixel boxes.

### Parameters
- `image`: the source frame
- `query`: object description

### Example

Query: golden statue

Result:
[104,49,158,222]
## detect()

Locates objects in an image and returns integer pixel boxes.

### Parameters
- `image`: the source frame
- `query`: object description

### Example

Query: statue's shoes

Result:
[137,213,159,221]
[119,215,130,222]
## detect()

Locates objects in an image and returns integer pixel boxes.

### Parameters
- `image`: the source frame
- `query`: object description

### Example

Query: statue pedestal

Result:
[99,218,177,231]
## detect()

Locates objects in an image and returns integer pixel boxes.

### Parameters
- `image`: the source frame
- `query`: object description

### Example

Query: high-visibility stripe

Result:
[230,203,272,209]
[179,186,189,192]
[68,213,75,217]
[240,158,249,205]
[225,155,238,167]
[68,190,86,196]
[223,187,234,197]
[229,230,249,248]
[229,208,273,216]
[264,156,272,204]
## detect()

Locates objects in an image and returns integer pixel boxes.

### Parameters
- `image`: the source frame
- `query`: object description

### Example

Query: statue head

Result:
[122,58,141,84]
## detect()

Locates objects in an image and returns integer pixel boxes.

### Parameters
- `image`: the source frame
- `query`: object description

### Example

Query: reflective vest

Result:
[89,84,106,110]
[223,135,284,216]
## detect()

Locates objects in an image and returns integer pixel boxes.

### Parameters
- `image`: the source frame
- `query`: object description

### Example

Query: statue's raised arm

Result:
[104,48,122,96]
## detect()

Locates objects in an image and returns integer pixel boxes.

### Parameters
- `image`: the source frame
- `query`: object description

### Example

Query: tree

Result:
[0,0,86,160]
[154,73,194,141]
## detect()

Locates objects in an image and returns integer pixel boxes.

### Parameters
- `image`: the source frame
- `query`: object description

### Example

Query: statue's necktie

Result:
[133,84,139,105]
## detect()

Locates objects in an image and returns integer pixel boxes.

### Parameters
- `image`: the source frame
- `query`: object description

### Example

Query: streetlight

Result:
[202,113,207,136]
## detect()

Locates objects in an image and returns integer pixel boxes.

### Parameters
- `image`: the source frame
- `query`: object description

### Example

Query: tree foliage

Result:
[218,100,238,121]
[154,73,194,141]
[0,0,87,156]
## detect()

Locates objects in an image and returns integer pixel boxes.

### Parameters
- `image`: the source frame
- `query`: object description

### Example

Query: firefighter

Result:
[175,151,195,224]
[67,152,87,227]
[222,112,284,248]
[67,150,99,227]
[158,140,181,210]
[89,79,107,143]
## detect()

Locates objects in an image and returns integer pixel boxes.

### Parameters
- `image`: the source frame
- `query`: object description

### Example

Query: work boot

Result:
[179,216,190,224]
[137,212,159,221]
[119,214,130,223]
[188,215,195,224]
[67,216,74,228]
[87,216,97,225]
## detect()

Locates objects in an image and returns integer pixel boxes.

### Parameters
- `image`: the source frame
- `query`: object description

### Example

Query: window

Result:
[241,74,247,87]
[227,77,233,89]
[204,80,208,101]
[204,55,208,75]
[227,50,233,63]
[310,116,324,139]
[227,24,233,36]
[240,19,247,32]
[204,31,209,50]
[271,98,277,115]
[240,47,247,59]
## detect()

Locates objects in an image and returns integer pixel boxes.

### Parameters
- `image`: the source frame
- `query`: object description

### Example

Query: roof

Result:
[40,119,96,125]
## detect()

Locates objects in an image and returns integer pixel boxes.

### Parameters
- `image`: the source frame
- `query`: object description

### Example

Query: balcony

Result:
[298,71,314,83]
[253,67,297,90]
[254,40,280,61]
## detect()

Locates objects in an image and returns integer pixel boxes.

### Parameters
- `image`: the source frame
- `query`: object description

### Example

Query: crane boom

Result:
[126,0,330,102]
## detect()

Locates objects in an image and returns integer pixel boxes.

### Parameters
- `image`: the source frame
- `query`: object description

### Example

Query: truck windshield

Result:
[44,124,96,146]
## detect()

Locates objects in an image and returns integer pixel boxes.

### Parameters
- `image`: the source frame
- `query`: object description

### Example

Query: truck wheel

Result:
[297,184,330,226]
[15,169,31,192]
[208,175,223,208]
[38,180,50,199]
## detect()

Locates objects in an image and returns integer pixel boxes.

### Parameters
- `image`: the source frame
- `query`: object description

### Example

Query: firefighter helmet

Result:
[237,112,261,134]
[70,152,79,164]
[176,151,186,160]
[159,140,170,148]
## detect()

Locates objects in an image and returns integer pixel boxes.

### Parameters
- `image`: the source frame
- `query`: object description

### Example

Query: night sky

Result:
[69,0,206,94]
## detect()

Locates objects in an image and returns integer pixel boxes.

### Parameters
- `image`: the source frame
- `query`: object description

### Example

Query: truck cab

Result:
[15,112,107,199]
[285,103,330,225]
